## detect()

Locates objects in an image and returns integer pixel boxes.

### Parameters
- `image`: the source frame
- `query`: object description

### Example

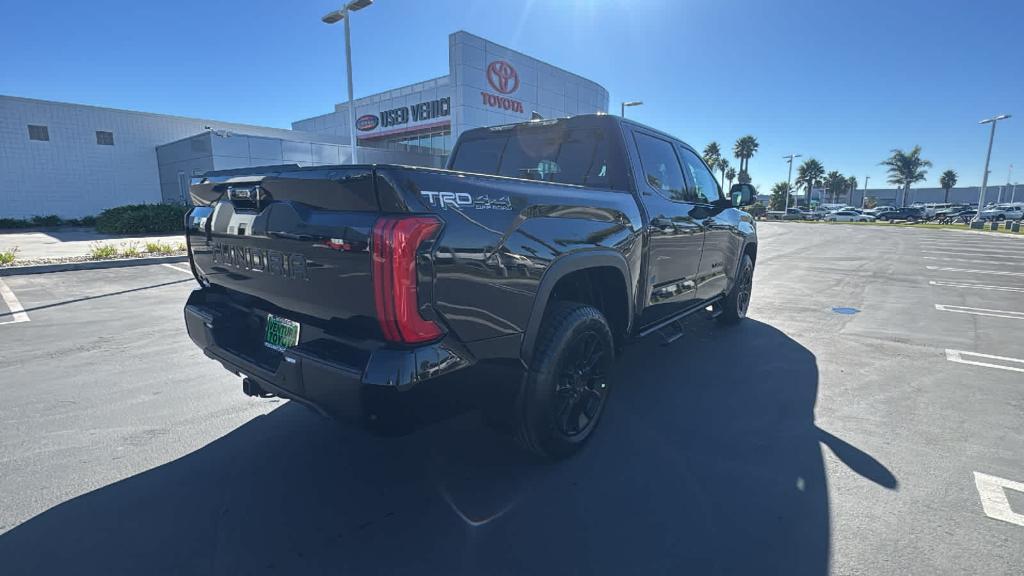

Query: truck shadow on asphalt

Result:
[0,318,897,575]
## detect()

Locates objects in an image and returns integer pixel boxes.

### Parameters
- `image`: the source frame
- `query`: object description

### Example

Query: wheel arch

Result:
[521,251,633,367]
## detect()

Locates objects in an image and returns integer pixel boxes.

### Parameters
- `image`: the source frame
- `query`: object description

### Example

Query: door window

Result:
[633,132,688,202]
[678,147,723,203]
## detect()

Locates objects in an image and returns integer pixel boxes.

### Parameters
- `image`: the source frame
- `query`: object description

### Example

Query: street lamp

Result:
[977,113,1011,213]
[621,101,643,117]
[862,175,870,208]
[322,0,374,164]
[783,154,801,210]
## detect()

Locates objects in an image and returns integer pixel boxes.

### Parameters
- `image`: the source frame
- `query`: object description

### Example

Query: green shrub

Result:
[79,215,97,227]
[120,241,141,258]
[89,242,119,259]
[0,247,17,266]
[0,218,33,229]
[144,241,178,255]
[30,215,63,227]
[95,203,189,235]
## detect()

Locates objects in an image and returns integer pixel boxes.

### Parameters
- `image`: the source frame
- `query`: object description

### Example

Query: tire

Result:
[510,302,614,460]
[716,254,754,325]
[997,215,1006,221]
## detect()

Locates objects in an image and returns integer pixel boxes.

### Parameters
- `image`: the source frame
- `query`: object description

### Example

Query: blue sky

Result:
[2,0,1022,191]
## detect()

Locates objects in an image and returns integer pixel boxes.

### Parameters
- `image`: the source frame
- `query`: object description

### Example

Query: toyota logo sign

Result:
[356,114,379,131]
[486,60,519,95]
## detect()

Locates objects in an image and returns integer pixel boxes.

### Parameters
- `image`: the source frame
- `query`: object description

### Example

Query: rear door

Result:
[630,130,705,327]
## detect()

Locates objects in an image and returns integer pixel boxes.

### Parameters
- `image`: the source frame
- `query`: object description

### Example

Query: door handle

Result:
[650,217,674,232]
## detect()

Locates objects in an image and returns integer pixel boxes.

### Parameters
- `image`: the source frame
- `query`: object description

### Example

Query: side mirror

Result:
[729,183,756,207]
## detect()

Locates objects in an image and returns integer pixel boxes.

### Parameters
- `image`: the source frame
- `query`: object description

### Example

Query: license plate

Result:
[264,314,300,351]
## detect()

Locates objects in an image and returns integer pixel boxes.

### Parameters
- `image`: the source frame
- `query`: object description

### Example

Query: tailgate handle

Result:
[227,185,265,210]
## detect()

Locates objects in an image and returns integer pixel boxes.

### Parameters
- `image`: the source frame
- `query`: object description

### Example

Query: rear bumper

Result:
[183,290,475,424]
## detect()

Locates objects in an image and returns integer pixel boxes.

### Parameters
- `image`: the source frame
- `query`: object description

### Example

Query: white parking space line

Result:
[161,263,193,274]
[926,265,1024,277]
[0,278,30,325]
[946,349,1024,373]
[930,280,1024,293]
[922,250,1024,260]
[974,472,1024,527]
[922,256,1024,266]
[919,240,1022,247]
[935,304,1024,320]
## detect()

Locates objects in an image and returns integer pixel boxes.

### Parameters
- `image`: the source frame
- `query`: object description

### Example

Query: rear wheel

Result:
[716,254,754,324]
[505,302,614,460]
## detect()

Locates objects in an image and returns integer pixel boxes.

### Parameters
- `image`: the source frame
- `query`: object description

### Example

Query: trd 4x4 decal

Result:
[421,191,513,211]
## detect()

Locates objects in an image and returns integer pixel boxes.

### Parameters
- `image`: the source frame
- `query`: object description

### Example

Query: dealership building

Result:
[0,31,609,219]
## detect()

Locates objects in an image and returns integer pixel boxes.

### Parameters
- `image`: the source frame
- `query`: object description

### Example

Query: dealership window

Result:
[361,128,452,156]
[28,125,49,141]
[96,131,114,146]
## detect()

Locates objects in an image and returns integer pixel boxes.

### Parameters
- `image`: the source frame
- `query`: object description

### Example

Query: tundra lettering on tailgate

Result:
[211,242,309,281]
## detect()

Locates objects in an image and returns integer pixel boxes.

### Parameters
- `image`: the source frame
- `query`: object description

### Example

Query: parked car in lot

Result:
[863,205,895,216]
[767,207,811,220]
[947,209,977,224]
[876,207,925,222]
[934,204,972,222]
[804,207,830,220]
[826,210,875,222]
[978,204,1024,221]
[181,113,759,459]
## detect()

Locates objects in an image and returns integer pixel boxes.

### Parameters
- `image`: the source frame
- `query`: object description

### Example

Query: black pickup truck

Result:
[182,114,758,459]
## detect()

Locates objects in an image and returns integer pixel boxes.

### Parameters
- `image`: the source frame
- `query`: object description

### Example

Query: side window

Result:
[678,147,722,203]
[633,132,688,202]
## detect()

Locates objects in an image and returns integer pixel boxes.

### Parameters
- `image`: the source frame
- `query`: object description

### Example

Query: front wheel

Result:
[510,302,614,460]
[716,254,754,325]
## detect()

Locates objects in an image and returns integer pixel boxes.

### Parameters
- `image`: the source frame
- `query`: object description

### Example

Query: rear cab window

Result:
[449,121,621,190]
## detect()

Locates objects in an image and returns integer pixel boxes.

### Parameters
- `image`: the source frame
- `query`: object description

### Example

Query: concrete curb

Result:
[0,255,188,277]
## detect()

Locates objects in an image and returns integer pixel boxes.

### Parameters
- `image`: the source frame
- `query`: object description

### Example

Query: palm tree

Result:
[725,167,737,190]
[795,158,825,208]
[824,171,845,203]
[718,158,731,189]
[940,169,958,203]
[703,142,722,169]
[846,175,859,205]
[880,146,932,207]
[769,181,791,211]
[733,135,759,174]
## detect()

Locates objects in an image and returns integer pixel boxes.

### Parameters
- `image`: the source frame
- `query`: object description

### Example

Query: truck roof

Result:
[460,113,701,156]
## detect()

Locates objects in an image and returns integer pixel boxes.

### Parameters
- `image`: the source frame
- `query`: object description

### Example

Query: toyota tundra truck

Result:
[182,114,758,459]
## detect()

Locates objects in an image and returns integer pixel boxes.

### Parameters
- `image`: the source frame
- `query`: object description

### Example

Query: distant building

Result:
[850,186,1020,207]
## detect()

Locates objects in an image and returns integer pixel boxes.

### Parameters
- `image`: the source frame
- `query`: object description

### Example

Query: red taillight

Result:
[371,215,443,344]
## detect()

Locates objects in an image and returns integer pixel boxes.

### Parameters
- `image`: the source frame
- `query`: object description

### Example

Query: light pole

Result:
[322,0,374,164]
[861,176,870,208]
[621,101,643,117]
[783,154,801,210]
[977,114,1011,213]
[1003,164,1014,203]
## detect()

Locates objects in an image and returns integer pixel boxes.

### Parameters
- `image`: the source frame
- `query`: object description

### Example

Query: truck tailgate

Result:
[187,166,386,343]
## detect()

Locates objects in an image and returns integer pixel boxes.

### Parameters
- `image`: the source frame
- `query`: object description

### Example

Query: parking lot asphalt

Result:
[0,224,1022,575]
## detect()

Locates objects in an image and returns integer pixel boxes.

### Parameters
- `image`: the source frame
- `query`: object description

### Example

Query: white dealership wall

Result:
[0,96,350,219]
[292,30,609,152]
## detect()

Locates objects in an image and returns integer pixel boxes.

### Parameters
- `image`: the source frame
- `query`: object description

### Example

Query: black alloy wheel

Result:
[553,330,608,438]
